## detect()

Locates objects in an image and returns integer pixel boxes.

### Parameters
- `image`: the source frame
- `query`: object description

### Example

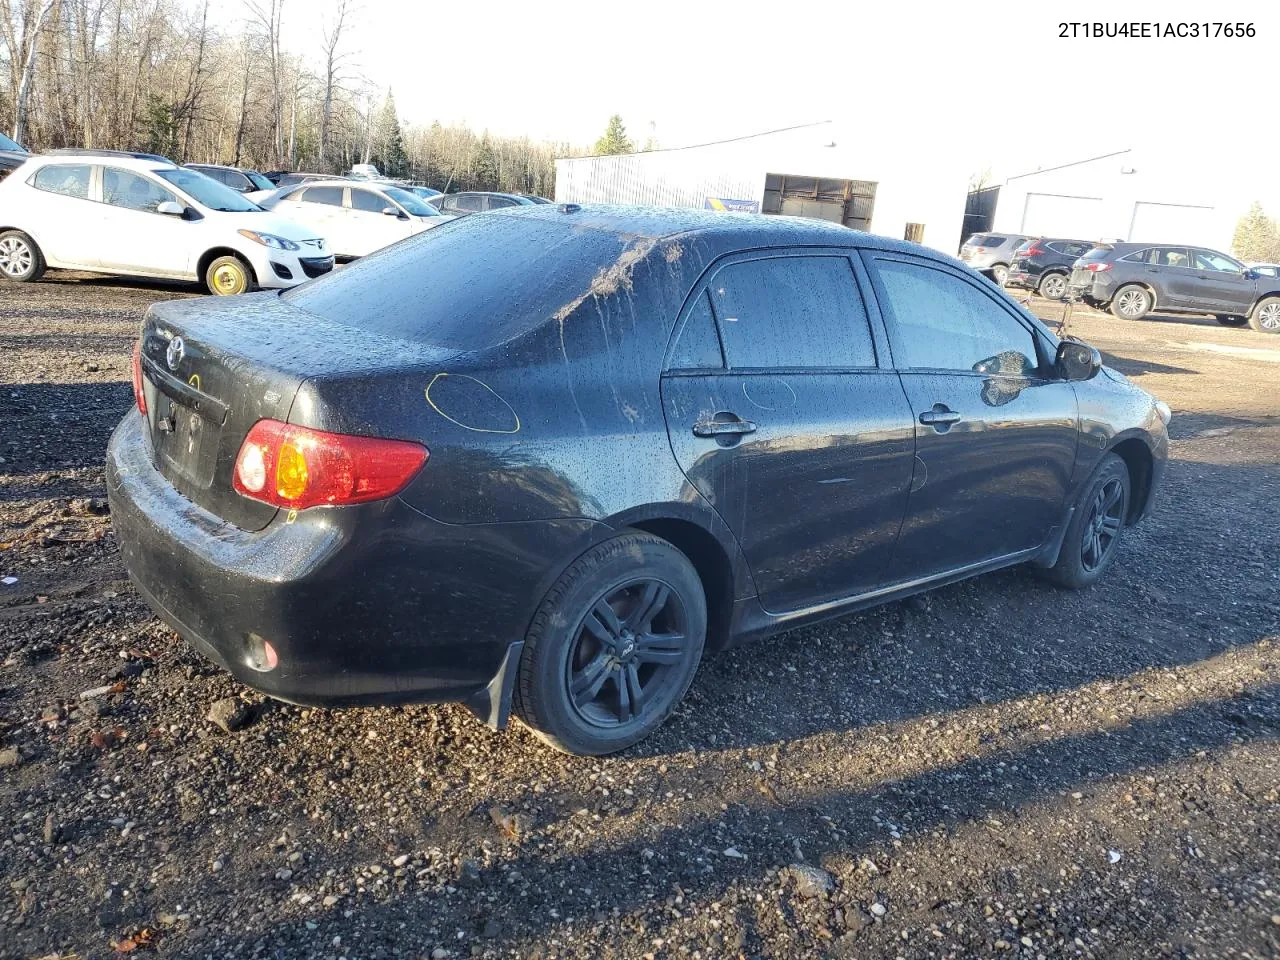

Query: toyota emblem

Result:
[166,336,184,371]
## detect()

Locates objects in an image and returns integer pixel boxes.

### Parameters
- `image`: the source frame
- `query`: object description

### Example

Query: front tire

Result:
[0,230,45,283]
[1037,453,1131,589]
[1110,285,1152,320]
[514,532,706,756]
[989,264,1009,286]
[1249,296,1280,334]
[1037,272,1068,299]
[1215,315,1248,327]
[204,255,256,296]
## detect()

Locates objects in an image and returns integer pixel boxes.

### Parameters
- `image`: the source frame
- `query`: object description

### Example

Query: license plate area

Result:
[142,356,230,490]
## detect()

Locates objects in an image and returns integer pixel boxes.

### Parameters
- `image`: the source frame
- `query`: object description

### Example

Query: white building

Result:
[555,121,972,255]
[991,148,1237,252]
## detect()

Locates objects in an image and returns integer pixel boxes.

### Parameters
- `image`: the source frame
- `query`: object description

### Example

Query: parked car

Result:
[1067,242,1280,333]
[273,172,348,188]
[1248,262,1280,278]
[1006,237,1096,299]
[402,185,442,200]
[258,179,454,258]
[427,191,540,216]
[0,131,28,162]
[106,205,1170,755]
[958,232,1030,285]
[183,163,277,199]
[0,153,332,294]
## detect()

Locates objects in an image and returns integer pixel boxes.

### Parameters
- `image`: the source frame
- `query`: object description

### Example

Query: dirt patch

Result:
[0,276,1277,959]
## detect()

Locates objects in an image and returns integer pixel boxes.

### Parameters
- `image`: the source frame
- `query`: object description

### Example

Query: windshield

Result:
[0,132,25,152]
[383,185,437,217]
[246,171,275,191]
[155,167,260,212]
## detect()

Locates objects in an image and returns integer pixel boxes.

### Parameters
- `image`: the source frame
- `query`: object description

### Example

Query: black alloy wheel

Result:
[515,531,706,755]
[565,579,689,729]
[1081,476,1125,573]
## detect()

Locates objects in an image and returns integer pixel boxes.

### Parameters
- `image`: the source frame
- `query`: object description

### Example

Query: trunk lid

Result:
[139,292,455,531]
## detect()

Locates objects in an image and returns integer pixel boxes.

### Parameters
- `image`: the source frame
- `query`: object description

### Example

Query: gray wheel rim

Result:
[1082,477,1125,572]
[992,265,1008,285]
[564,578,690,730]
[0,237,32,278]
[1042,275,1066,298]
[1117,289,1147,318]
[1259,302,1280,331]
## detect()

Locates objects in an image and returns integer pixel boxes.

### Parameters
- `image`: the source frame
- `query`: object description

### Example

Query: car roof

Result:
[28,153,173,174]
[186,162,255,172]
[487,203,944,255]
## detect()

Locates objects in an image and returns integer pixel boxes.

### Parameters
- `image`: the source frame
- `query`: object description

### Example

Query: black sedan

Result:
[107,206,1170,755]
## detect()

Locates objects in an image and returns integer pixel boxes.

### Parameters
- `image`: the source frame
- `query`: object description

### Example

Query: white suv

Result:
[0,151,333,294]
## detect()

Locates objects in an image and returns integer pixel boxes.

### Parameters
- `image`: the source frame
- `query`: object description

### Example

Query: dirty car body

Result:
[107,206,1169,753]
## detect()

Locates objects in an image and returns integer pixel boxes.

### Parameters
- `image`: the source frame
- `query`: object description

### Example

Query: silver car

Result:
[959,233,1030,286]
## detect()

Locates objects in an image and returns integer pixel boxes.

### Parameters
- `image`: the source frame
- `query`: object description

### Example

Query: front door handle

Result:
[693,416,757,438]
[919,405,962,427]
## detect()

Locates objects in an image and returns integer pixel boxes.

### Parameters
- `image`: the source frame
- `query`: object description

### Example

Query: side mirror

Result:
[1056,339,1102,381]
[381,206,401,217]
[1244,268,1258,280]
[157,200,185,217]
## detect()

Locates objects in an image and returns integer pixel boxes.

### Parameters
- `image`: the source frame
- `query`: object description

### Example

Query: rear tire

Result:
[0,230,45,283]
[1214,314,1248,327]
[204,254,256,296]
[1110,285,1152,320]
[989,264,1009,286]
[514,532,706,756]
[1037,272,1068,299]
[1037,453,1131,589]
[1248,296,1280,334]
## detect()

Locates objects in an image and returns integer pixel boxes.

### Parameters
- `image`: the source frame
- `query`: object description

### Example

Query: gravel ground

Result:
[1,274,1278,960]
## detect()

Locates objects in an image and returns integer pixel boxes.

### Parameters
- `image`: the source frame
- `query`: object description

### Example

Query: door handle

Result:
[919,405,962,427]
[693,416,757,438]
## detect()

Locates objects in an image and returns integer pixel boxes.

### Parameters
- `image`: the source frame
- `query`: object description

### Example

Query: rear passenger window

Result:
[31,164,91,199]
[708,256,876,369]
[669,292,723,370]
[871,258,1039,376]
[301,186,344,206]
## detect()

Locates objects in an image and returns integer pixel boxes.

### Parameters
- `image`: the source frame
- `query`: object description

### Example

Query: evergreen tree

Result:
[594,114,633,156]
[372,91,407,177]
[471,134,499,191]
[1232,201,1280,263]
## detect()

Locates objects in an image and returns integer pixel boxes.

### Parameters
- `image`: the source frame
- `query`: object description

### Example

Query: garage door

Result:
[1128,201,1215,243]
[1020,192,1103,238]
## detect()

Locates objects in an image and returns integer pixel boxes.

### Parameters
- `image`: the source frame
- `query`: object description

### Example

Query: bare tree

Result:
[244,0,284,164]
[318,0,353,168]
[8,0,55,144]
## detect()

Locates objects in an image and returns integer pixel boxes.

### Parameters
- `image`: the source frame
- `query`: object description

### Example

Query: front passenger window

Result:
[871,258,1038,376]
[101,168,178,213]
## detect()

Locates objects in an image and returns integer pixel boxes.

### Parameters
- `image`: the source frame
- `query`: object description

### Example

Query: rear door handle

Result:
[919,406,962,426]
[693,417,757,437]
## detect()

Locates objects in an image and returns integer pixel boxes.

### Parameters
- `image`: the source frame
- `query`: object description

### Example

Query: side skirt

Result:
[727,546,1044,646]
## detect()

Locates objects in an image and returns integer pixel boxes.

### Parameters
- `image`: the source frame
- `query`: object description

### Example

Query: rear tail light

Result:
[233,419,427,510]
[1085,262,1113,273]
[131,341,147,415]
[1024,242,1047,257]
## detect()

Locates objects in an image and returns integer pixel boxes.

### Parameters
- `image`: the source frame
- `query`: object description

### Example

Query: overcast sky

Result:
[253,0,1277,209]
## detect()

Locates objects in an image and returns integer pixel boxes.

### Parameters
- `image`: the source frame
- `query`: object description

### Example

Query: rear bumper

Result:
[1067,275,1115,304]
[1006,269,1038,289]
[106,412,601,707]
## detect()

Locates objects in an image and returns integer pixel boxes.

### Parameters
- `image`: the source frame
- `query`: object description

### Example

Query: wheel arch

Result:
[605,503,755,656]
[1113,280,1158,309]
[1107,435,1155,523]
[197,246,256,284]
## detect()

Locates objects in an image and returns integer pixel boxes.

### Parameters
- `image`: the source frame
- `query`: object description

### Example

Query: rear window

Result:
[1013,240,1037,254]
[966,234,999,247]
[1077,246,1113,262]
[283,215,644,350]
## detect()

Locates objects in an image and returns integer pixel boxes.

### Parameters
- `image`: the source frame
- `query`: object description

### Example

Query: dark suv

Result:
[1068,243,1280,333]
[1007,238,1095,299]
[958,233,1030,285]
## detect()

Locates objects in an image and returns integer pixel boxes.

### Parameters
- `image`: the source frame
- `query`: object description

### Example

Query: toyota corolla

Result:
[107,205,1169,755]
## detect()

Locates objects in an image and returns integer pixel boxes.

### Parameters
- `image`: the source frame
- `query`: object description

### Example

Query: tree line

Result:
[0,0,586,195]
